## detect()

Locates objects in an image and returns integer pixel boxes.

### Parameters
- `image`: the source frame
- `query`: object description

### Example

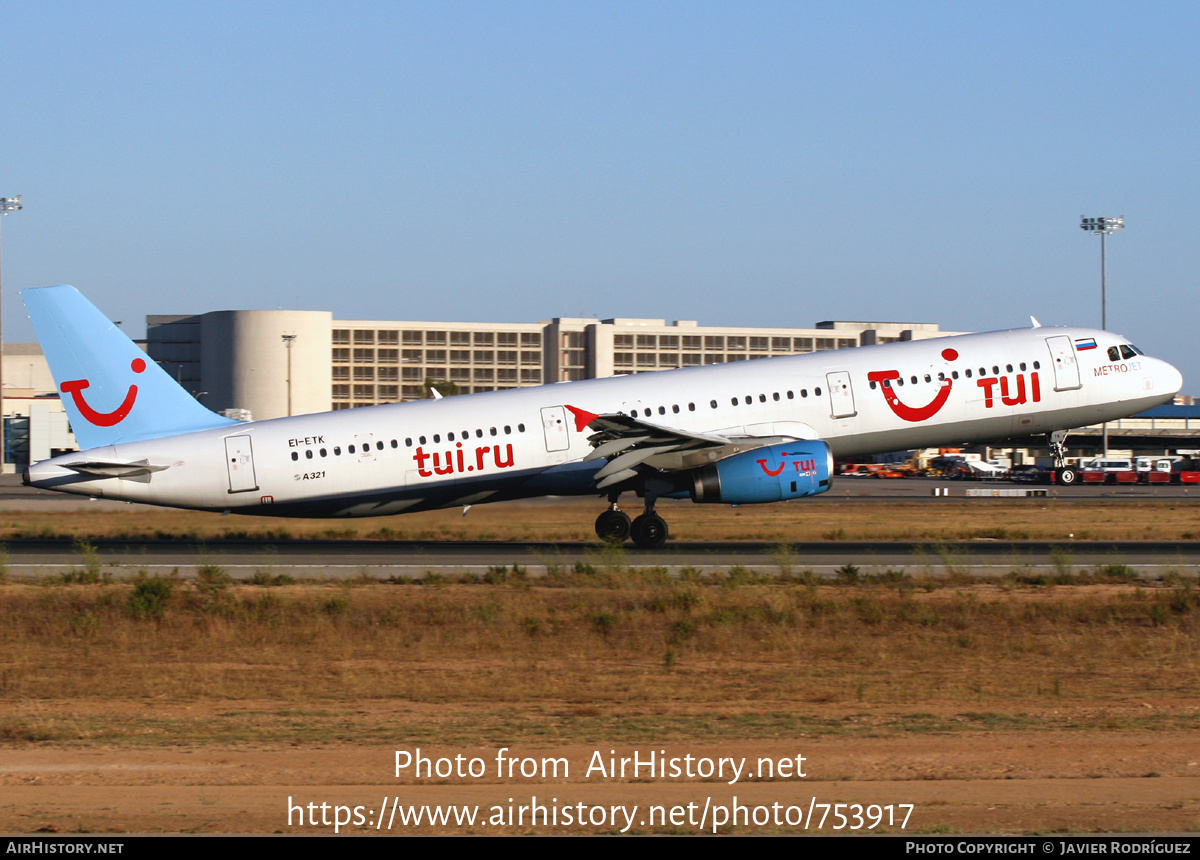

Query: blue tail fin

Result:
[22,286,239,450]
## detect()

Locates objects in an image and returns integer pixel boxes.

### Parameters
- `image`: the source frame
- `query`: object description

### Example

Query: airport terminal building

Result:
[143,310,956,421]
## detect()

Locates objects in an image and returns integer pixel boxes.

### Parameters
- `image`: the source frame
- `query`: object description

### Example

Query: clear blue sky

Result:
[2,1,1198,387]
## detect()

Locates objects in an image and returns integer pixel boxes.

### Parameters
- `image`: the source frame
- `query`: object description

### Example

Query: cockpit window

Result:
[1121,344,1143,358]
[1108,346,1121,361]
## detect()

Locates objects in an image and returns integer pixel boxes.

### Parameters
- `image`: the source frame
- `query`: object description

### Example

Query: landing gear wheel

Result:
[630,513,669,549]
[1055,467,1078,486]
[594,509,632,543]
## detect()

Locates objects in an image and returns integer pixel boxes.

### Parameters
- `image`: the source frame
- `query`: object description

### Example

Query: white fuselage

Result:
[26,326,1183,517]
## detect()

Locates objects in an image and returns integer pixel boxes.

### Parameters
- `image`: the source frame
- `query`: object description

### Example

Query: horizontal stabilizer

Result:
[65,459,170,483]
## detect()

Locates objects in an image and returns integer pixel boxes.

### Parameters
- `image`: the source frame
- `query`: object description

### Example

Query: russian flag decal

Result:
[1075,338,1097,350]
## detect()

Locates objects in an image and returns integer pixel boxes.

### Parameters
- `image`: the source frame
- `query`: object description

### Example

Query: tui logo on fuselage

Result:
[867,348,959,422]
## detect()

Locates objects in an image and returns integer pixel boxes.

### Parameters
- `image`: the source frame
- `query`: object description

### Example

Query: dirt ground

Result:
[1,699,1198,835]
[3,493,1199,836]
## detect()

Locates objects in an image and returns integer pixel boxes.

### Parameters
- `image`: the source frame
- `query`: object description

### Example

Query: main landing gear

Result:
[629,508,669,549]
[1050,429,1078,485]
[594,504,631,542]
[594,495,669,548]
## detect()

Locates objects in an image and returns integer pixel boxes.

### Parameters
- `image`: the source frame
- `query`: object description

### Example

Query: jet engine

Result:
[687,440,832,504]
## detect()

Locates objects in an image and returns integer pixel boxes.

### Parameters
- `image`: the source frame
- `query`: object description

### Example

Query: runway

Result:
[2,474,1197,579]
[6,537,1198,581]
[3,472,1200,507]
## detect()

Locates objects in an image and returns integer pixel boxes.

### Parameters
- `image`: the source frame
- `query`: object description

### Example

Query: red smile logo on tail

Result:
[867,348,958,423]
[59,358,146,427]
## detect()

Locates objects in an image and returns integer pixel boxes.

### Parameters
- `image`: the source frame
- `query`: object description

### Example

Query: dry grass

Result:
[3,498,1200,542]
[2,570,1199,746]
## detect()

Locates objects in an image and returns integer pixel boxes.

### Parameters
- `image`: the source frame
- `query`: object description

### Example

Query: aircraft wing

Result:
[566,405,803,490]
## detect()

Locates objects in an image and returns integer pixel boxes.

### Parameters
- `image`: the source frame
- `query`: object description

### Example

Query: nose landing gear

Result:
[1050,430,1078,485]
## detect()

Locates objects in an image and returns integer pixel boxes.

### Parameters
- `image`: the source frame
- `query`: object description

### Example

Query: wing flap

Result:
[567,404,809,488]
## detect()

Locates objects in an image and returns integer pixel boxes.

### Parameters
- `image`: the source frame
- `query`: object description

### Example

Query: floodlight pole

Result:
[1080,216,1124,457]
[282,334,297,416]
[0,196,23,474]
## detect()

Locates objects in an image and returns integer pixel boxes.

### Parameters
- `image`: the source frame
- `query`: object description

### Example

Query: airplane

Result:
[21,286,1184,548]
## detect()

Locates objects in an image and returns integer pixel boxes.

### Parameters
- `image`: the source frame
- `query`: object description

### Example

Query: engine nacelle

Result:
[688,440,833,504]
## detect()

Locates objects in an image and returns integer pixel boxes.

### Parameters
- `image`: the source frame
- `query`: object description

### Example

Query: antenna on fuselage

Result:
[1029,316,1042,328]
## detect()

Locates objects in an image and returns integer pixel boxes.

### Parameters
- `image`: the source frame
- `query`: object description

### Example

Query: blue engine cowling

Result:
[688,440,833,504]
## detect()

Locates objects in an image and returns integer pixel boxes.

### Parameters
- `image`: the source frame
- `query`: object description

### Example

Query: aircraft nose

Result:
[1160,359,1184,397]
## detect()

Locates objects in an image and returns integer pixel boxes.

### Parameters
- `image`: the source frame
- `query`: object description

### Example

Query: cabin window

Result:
[965,369,973,378]
[305,450,313,459]
[291,452,298,461]
[869,380,877,390]
[320,449,327,457]
[1019,363,1027,371]
[672,404,680,413]
[744,396,752,405]
[377,441,384,450]
[1033,361,1041,369]
[688,403,695,411]
[448,432,455,441]
[731,397,738,406]
[349,445,355,454]
[391,440,398,448]
[518,423,526,432]
[504,426,511,434]
[419,436,426,444]
[1006,364,1013,373]
[710,400,718,408]
[490,428,497,436]
[405,438,412,447]
[815,387,822,396]
[334,446,341,455]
